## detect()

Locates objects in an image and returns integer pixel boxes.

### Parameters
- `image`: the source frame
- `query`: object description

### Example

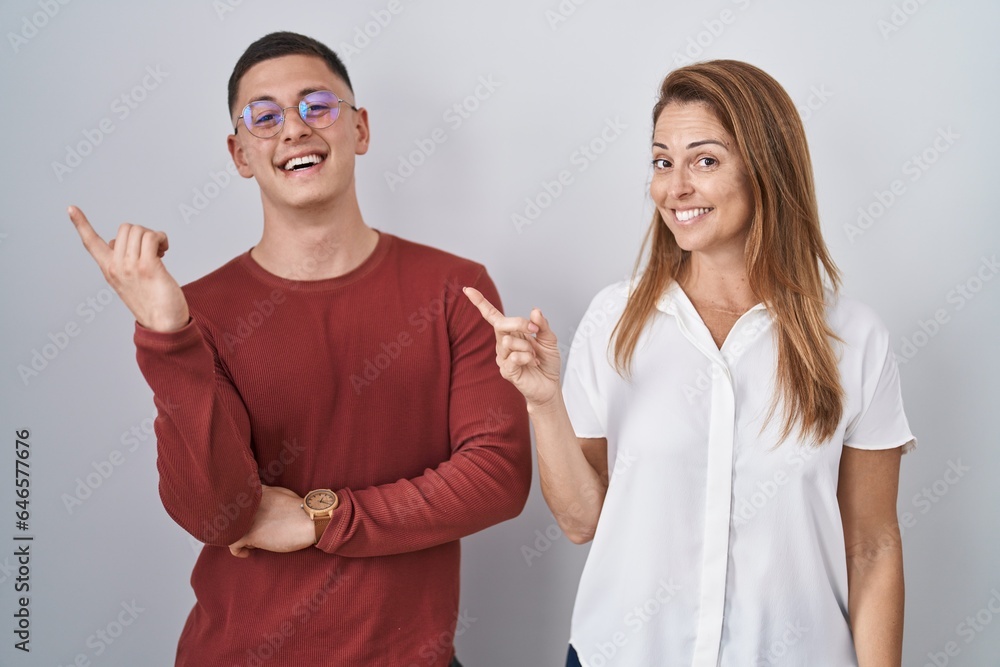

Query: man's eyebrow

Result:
[246,87,334,104]
[652,139,729,150]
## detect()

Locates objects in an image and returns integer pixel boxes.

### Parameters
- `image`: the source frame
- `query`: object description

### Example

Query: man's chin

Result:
[263,187,340,213]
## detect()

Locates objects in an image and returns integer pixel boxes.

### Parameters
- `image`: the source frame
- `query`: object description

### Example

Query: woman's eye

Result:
[652,158,671,169]
[698,156,718,168]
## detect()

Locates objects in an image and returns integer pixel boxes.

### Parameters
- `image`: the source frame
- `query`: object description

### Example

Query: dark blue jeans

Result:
[566,644,582,667]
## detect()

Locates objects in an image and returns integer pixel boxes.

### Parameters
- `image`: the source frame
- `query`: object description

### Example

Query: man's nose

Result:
[280,107,313,140]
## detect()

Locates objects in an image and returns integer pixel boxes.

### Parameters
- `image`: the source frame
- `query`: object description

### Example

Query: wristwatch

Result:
[302,488,339,544]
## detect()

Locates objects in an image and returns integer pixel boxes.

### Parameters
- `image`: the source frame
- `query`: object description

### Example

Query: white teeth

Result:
[283,154,324,171]
[675,207,713,222]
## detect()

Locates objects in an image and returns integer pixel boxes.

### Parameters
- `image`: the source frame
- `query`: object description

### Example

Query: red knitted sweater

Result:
[133,232,531,666]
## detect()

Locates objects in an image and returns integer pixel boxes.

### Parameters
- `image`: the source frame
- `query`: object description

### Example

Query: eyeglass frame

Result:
[233,90,359,138]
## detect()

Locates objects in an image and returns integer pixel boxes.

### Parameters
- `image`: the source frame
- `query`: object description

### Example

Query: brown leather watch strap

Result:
[314,515,332,544]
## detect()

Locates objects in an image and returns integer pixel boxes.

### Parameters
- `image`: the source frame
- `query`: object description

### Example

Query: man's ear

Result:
[353,107,370,156]
[227,132,255,178]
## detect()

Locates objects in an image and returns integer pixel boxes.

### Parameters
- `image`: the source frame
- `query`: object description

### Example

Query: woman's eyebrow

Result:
[652,139,729,150]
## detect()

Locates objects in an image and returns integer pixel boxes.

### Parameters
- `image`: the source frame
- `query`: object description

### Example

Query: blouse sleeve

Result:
[561,287,618,439]
[844,327,917,454]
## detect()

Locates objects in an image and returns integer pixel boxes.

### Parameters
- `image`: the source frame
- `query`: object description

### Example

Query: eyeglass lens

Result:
[242,91,342,137]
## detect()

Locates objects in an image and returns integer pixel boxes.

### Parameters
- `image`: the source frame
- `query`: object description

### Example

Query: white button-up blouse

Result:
[562,280,916,667]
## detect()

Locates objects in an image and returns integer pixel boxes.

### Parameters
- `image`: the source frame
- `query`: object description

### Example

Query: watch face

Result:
[305,490,336,511]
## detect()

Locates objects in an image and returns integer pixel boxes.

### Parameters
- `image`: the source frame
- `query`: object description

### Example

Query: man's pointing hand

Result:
[68,205,190,332]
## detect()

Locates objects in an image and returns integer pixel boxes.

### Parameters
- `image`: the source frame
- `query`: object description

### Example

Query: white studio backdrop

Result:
[1,0,998,665]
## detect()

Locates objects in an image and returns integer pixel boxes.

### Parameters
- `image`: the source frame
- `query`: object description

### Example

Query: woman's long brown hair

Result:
[611,60,844,444]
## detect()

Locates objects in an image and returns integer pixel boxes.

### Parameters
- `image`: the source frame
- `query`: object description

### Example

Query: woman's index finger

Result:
[462,286,504,324]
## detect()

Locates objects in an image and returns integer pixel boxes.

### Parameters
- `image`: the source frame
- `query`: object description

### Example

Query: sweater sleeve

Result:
[316,269,532,557]
[134,316,262,545]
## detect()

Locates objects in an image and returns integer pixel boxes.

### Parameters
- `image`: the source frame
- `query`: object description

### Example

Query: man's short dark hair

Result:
[228,31,353,116]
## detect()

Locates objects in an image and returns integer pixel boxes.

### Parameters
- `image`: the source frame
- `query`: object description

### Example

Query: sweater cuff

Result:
[133,317,199,350]
[315,488,355,554]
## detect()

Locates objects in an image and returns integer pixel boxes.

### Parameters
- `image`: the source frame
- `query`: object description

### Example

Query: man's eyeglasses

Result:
[234,90,358,138]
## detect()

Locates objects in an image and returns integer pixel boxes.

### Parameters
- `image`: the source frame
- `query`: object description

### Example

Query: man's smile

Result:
[277,151,328,174]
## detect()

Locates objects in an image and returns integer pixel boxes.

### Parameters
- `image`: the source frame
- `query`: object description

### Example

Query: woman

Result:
[465,60,915,666]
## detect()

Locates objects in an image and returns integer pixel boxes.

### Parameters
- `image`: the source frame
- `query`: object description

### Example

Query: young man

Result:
[67,32,531,666]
